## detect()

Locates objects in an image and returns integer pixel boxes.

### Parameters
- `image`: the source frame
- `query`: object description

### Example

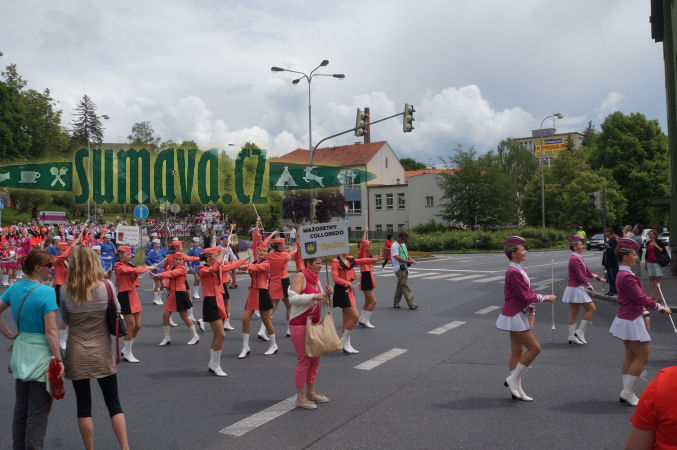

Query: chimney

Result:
[364,107,371,144]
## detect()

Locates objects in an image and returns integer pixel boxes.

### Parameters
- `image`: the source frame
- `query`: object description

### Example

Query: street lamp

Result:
[271,60,345,167]
[87,114,110,225]
[539,113,563,228]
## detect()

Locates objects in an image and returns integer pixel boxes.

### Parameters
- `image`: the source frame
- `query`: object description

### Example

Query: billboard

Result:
[534,136,570,157]
[299,220,349,259]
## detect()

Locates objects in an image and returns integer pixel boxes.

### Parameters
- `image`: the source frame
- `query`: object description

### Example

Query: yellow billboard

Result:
[534,136,570,157]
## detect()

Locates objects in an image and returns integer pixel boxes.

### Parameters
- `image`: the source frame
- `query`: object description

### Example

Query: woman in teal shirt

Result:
[0,249,60,450]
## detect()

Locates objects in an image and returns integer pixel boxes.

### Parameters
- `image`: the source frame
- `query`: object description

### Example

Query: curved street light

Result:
[539,113,564,228]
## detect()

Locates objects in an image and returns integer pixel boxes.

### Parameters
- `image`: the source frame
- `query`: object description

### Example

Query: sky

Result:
[0,0,667,162]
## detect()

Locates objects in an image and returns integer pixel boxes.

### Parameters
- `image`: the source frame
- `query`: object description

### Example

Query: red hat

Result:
[202,247,220,255]
[504,236,525,247]
[567,235,583,244]
[273,238,285,245]
[617,238,639,252]
[118,246,133,254]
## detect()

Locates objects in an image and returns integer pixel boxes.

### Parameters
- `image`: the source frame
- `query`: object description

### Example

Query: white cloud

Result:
[596,91,624,119]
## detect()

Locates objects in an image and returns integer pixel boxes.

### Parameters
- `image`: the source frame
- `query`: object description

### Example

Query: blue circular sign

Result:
[134,204,149,220]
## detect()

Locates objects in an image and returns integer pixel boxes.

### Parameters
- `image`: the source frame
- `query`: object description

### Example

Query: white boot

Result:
[208,349,227,376]
[504,363,528,400]
[59,329,68,351]
[169,316,178,327]
[360,310,375,328]
[264,334,278,355]
[516,365,533,401]
[121,339,129,357]
[158,326,171,346]
[620,374,639,406]
[186,325,199,345]
[198,318,205,332]
[257,322,270,341]
[2,274,8,286]
[238,333,251,359]
[286,324,291,337]
[187,307,195,322]
[192,286,200,299]
[124,339,140,363]
[223,318,235,331]
[576,320,590,344]
[254,310,261,319]
[153,291,163,305]
[341,330,359,354]
[568,324,583,345]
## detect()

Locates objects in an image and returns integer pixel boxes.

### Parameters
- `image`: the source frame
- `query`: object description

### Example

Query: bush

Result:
[405,227,569,252]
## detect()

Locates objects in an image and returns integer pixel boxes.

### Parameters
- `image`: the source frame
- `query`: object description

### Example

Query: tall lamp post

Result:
[87,114,110,224]
[538,113,563,228]
[271,60,345,166]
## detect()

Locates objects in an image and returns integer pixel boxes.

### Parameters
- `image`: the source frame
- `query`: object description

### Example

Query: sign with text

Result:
[534,136,570,157]
[115,225,141,246]
[299,220,349,259]
[39,211,67,224]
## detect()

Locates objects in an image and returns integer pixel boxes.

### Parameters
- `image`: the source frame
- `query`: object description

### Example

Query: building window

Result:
[355,227,361,231]
[343,169,358,188]
[386,224,393,233]
[347,200,361,214]
[375,194,382,210]
[375,224,382,232]
[425,196,434,207]
[397,193,405,209]
[385,157,388,169]
[386,193,393,209]
[398,224,405,230]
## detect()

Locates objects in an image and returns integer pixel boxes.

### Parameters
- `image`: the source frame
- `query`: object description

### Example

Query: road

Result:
[1,249,675,449]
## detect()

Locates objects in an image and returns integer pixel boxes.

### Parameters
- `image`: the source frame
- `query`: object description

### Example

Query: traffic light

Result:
[315,199,327,222]
[403,103,415,132]
[355,108,368,137]
[587,191,601,209]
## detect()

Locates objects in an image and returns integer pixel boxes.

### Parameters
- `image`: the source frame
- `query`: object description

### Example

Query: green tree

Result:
[399,157,427,171]
[437,145,514,230]
[587,112,668,226]
[71,95,105,146]
[128,121,161,150]
[496,138,538,224]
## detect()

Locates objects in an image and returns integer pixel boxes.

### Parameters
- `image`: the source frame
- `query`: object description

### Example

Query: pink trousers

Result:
[290,324,320,387]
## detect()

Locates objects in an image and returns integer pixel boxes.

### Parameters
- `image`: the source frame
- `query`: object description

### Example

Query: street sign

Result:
[299,220,349,259]
[170,203,180,214]
[134,204,149,220]
[0,199,4,210]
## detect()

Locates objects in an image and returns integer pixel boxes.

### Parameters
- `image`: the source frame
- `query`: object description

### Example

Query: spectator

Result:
[391,231,417,310]
[603,226,619,297]
[576,227,586,242]
[289,226,297,245]
[61,246,129,450]
[631,224,644,277]
[0,249,61,450]
[381,234,393,270]
[644,229,666,301]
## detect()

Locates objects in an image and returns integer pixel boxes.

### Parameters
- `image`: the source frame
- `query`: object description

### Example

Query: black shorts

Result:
[360,272,374,291]
[55,284,62,307]
[117,291,131,315]
[222,284,230,300]
[332,285,351,308]
[175,291,192,312]
[281,278,291,298]
[258,289,273,311]
[203,296,221,323]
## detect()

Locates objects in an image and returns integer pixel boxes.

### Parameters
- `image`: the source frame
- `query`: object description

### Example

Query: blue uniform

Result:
[47,244,58,257]
[100,240,117,272]
[145,246,165,274]
[188,246,202,273]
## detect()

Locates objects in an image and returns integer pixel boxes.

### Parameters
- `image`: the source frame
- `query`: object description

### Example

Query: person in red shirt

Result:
[257,237,297,340]
[381,234,393,270]
[357,228,382,328]
[626,366,677,448]
[54,236,82,350]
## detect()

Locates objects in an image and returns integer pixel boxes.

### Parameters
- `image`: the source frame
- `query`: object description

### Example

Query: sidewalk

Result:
[593,269,677,310]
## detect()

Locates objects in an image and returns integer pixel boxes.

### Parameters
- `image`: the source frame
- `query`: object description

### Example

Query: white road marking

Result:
[473,275,505,283]
[428,320,466,335]
[376,273,395,277]
[219,396,297,437]
[420,273,462,279]
[405,272,433,278]
[446,274,484,281]
[475,305,500,315]
[532,278,563,286]
[354,348,408,371]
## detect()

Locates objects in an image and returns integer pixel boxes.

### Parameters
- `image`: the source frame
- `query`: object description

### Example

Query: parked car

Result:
[587,233,605,251]
[657,231,670,248]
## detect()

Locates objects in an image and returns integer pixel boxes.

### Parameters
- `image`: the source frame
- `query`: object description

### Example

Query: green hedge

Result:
[405,228,570,252]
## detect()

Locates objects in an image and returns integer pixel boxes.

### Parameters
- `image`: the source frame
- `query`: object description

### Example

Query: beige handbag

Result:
[305,304,342,357]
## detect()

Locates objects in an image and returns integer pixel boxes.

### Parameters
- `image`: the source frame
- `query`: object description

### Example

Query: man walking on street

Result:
[391,231,417,310]
[603,226,619,297]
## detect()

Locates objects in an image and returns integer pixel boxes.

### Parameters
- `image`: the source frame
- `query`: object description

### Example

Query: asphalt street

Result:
[1,249,676,449]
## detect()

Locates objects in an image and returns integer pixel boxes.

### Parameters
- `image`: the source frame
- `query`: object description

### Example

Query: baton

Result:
[656,285,677,333]
[551,259,556,330]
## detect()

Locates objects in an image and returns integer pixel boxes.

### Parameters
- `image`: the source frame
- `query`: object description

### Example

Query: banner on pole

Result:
[299,220,349,259]
[116,225,141,246]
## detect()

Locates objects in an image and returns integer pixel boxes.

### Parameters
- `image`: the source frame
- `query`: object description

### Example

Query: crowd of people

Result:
[0,214,675,447]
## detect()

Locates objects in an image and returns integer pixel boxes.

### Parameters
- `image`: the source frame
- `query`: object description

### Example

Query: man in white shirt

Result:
[391,231,417,310]
[290,226,297,244]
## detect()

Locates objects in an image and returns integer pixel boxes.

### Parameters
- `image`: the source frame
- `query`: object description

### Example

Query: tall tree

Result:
[587,112,668,226]
[399,157,427,171]
[437,145,514,230]
[71,95,105,146]
[128,121,161,149]
[496,138,538,224]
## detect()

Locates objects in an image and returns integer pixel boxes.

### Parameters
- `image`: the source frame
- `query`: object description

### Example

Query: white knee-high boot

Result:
[341,329,359,354]
[208,349,227,376]
[568,324,583,344]
[359,310,375,328]
[124,339,140,363]
[158,326,171,346]
[223,317,235,331]
[257,322,270,341]
[264,334,278,355]
[238,333,250,359]
[186,325,199,345]
[620,374,639,406]
[576,320,590,344]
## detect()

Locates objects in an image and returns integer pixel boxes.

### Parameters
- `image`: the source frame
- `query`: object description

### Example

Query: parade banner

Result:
[299,220,349,259]
[0,147,376,206]
[115,225,141,246]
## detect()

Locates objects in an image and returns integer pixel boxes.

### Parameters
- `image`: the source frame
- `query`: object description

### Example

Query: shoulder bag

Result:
[104,280,127,364]
[657,244,671,267]
[7,282,41,373]
[305,302,342,358]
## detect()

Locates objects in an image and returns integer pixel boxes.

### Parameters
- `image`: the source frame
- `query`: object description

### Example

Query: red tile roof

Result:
[273,141,387,166]
[404,169,454,183]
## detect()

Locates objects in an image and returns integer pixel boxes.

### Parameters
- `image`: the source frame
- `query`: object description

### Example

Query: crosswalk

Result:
[373,270,563,286]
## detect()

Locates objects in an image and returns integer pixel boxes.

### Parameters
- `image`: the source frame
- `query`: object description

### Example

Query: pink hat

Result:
[567,235,583,244]
[617,238,639,252]
[504,236,525,247]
